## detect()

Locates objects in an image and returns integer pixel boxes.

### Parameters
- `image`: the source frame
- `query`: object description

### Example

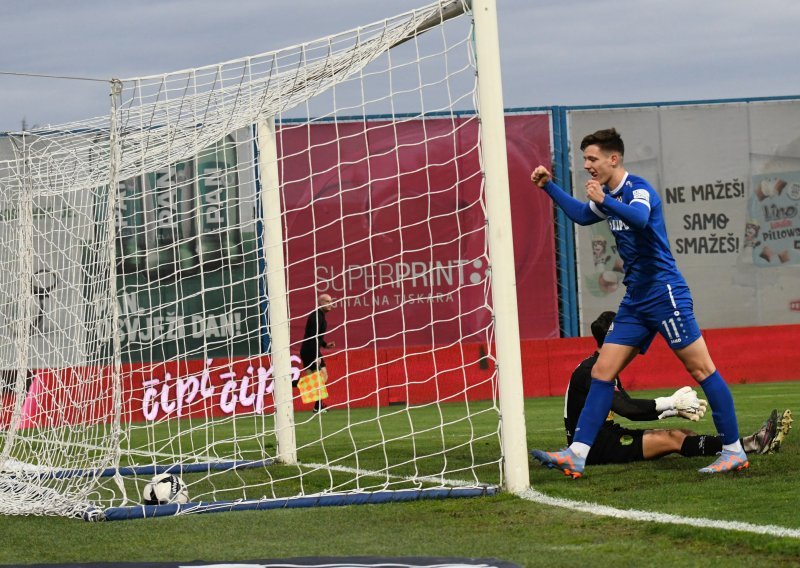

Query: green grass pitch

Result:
[1,381,798,566]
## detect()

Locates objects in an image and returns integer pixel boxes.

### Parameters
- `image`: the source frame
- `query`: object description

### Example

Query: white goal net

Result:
[0,0,526,519]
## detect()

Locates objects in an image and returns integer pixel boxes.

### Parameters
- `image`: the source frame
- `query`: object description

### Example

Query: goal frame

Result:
[0,0,529,520]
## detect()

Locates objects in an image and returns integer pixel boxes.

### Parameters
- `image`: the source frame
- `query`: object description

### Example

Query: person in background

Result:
[300,293,336,413]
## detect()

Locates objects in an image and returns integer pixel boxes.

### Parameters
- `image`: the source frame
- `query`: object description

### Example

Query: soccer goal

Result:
[0,0,527,520]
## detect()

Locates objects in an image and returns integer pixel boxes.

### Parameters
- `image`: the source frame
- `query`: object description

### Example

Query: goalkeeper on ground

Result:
[562,311,792,465]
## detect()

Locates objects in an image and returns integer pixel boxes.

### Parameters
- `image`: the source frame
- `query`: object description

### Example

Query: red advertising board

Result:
[0,113,558,429]
[5,323,798,427]
[4,347,493,426]
[278,113,558,355]
[3,357,301,428]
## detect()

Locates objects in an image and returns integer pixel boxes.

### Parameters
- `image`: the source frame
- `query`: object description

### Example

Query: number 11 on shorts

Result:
[662,317,682,344]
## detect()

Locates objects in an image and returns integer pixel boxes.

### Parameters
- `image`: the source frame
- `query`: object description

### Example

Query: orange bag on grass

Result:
[297,370,329,404]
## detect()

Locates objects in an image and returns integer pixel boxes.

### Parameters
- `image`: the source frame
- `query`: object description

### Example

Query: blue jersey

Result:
[590,173,685,289]
[540,174,703,348]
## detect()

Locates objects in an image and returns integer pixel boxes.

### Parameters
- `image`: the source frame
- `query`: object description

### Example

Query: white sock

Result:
[569,442,591,459]
[723,440,744,454]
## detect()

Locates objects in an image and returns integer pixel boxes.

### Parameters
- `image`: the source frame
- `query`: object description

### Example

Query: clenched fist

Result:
[531,166,551,188]
[585,179,605,204]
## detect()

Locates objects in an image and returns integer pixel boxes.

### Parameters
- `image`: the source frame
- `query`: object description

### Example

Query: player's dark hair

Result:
[591,311,616,348]
[580,128,624,156]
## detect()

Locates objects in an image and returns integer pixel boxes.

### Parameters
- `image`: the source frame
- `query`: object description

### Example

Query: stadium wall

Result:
[4,322,795,427]
[519,323,800,398]
[184,321,800,411]
[276,321,800,409]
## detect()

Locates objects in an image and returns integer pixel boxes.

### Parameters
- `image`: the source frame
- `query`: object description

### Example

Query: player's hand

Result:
[531,166,551,188]
[656,387,708,420]
[678,398,707,422]
[655,386,693,412]
[657,409,679,420]
[585,179,605,204]
[672,386,703,413]
[655,386,700,411]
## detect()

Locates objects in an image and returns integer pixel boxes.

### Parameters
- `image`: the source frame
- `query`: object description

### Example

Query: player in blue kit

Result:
[529,128,747,477]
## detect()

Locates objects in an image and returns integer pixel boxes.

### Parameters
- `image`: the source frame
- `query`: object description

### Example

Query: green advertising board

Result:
[113,134,263,364]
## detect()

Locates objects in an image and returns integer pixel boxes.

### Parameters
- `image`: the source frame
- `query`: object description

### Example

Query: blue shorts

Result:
[605,282,702,354]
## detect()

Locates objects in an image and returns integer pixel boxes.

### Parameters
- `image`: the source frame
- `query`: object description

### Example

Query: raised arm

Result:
[531,166,602,226]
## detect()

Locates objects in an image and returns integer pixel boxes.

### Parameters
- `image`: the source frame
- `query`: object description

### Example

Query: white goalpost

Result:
[0,0,527,520]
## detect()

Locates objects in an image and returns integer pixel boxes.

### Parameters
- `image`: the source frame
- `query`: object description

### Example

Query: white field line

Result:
[303,462,800,539]
[517,487,800,539]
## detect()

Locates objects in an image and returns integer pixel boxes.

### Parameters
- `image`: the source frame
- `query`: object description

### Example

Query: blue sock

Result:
[700,370,740,445]
[573,379,615,446]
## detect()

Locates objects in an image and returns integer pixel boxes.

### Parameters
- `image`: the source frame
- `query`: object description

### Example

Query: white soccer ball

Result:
[142,473,189,505]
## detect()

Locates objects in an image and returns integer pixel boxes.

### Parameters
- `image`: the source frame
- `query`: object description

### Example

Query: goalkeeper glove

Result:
[677,398,708,422]
[655,386,705,420]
